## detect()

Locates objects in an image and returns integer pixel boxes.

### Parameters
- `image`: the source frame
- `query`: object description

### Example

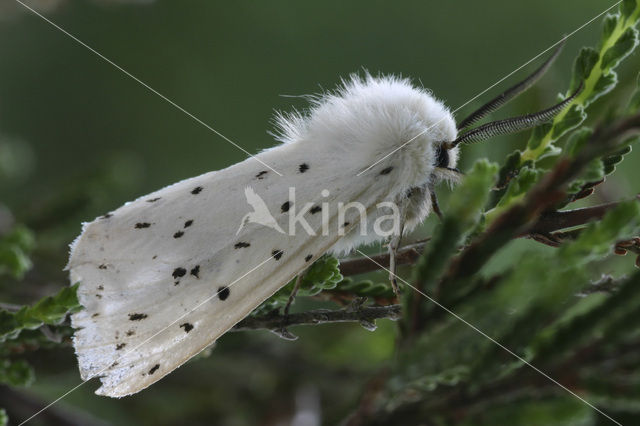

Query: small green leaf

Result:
[0,246,32,280]
[551,105,586,139]
[581,158,606,184]
[0,284,81,342]
[565,127,593,156]
[253,255,343,314]
[496,166,543,208]
[3,225,35,252]
[570,47,599,92]
[336,279,394,298]
[526,123,553,150]
[601,26,639,70]
[0,225,35,279]
[446,159,498,224]
[602,14,619,43]
[0,359,35,387]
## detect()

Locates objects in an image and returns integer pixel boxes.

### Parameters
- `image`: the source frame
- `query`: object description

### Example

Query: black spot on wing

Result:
[101,213,113,219]
[218,286,230,301]
[126,329,135,336]
[146,197,161,203]
[98,264,107,270]
[343,222,350,227]
[180,323,194,333]
[281,201,291,213]
[184,220,194,228]
[135,222,152,229]
[380,166,393,175]
[299,163,309,173]
[148,364,160,375]
[272,249,284,260]
[305,254,313,262]
[256,170,268,179]
[191,186,203,194]
[92,313,100,318]
[310,205,322,214]
[172,267,187,279]
[235,242,250,249]
[173,231,184,239]
[116,343,126,350]
[97,285,104,290]
[190,265,200,278]
[129,313,148,321]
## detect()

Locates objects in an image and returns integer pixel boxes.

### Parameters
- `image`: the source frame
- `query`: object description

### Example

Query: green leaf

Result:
[519,7,640,179]
[0,359,35,387]
[446,159,499,224]
[602,14,619,43]
[0,284,81,342]
[253,255,343,314]
[334,278,394,299]
[564,127,594,156]
[405,160,498,325]
[550,105,586,139]
[570,47,599,92]
[601,26,639,70]
[0,225,35,279]
[496,166,542,208]
[0,409,7,426]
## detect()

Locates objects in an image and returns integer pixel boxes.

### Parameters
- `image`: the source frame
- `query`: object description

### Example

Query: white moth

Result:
[68,51,580,396]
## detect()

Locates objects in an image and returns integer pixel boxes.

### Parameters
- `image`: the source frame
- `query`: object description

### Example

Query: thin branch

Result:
[340,197,638,277]
[0,302,22,312]
[231,304,402,334]
[577,275,624,296]
[525,199,638,235]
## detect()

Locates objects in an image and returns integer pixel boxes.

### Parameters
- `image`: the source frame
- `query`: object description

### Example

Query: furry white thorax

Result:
[274,74,459,254]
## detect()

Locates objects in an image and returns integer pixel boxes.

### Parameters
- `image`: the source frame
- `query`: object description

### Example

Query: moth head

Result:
[430,140,461,185]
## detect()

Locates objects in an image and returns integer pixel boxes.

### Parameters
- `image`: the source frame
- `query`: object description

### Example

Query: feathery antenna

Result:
[456,38,567,130]
[445,81,584,149]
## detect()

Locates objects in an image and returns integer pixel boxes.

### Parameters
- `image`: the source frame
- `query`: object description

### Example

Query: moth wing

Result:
[68,143,397,397]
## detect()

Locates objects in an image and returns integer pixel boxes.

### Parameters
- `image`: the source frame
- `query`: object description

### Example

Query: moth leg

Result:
[388,198,409,295]
[275,274,304,341]
[284,274,303,317]
[430,190,443,219]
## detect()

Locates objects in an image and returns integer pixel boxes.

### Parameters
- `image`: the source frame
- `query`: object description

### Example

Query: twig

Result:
[0,302,22,312]
[231,304,402,334]
[339,197,638,277]
[577,275,623,296]
[525,198,640,235]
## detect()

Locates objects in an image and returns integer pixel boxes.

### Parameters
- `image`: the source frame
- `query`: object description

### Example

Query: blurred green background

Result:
[0,1,638,425]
